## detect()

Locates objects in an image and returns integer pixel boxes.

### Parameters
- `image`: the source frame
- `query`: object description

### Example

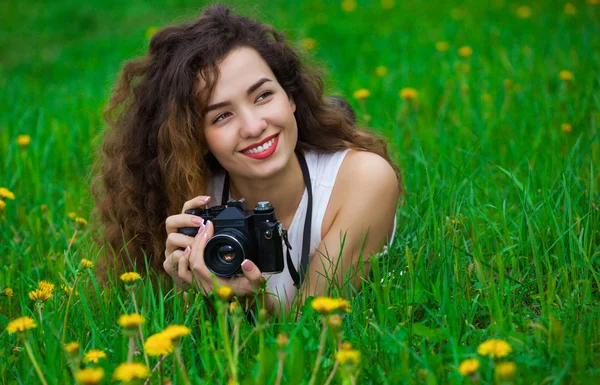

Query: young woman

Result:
[94,4,403,314]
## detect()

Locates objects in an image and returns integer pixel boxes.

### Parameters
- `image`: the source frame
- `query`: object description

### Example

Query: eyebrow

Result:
[205,77,273,114]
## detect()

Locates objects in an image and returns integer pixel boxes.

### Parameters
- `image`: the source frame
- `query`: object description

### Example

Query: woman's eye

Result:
[256,91,273,102]
[212,112,231,124]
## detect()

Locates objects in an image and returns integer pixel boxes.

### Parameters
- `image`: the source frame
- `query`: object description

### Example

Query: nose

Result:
[239,106,267,139]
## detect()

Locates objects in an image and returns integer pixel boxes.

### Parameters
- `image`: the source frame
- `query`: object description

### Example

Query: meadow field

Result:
[1,0,599,384]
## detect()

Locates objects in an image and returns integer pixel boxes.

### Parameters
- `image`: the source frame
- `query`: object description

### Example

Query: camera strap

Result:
[221,150,312,288]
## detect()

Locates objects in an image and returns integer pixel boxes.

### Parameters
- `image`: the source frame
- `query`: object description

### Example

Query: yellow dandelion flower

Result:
[65,341,80,354]
[458,46,473,58]
[341,0,357,13]
[353,89,371,100]
[311,296,351,314]
[458,358,480,376]
[0,200,5,212]
[300,38,317,51]
[435,41,450,52]
[118,313,145,329]
[276,333,289,348]
[80,259,94,269]
[3,288,13,296]
[482,93,492,103]
[561,123,573,133]
[76,367,105,385]
[375,66,388,77]
[564,3,576,15]
[217,286,233,301]
[162,324,192,340]
[381,0,395,10]
[342,342,353,350]
[75,217,88,227]
[37,280,55,293]
[588,0,599,5]
[6,316,37,334]
[145,26,158,40]
[399,87,418,100]
[120,272,142,283]
[28,289,53,302]
[144,332,174,356]
[477,339,512,358]
[68,212,77,219]
[516,5,532,19]
[495,361,516,379]
[84,349,107,364]
[17,135,31,148]
[559,70,574,81]
[113,362,150,382]
[0,187,15,200]
[336,348,360,365]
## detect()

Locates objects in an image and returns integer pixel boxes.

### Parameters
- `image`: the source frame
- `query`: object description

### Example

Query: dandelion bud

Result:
[276,333,289,349]
[327,314,342,331]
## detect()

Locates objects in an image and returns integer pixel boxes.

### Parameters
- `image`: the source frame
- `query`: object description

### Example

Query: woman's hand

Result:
[184,220,267,297]
[163,195,211,288]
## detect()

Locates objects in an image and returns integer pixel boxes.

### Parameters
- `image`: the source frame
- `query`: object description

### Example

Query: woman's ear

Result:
[289,95,296,113]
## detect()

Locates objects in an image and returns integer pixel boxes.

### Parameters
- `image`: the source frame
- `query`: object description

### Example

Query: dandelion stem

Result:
[174,345,191,385]
[23,338,48,385]
[143,355,169,385]
[130,288,150,367]
[218,303,237,382]
[274,352,286,385]
[127,335,135,362]
[308,322,329,385]
[61,275,81,343]
[66,229,78,254]
[323,340,343,385]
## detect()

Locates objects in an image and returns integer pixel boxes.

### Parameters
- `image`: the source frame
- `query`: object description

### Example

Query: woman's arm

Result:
[297,150,400,305]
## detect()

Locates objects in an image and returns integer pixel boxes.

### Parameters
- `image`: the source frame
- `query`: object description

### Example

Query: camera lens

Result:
[218,245,236,263]
[204,229,249,277]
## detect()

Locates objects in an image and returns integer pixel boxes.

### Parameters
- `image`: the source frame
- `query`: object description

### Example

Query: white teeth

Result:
[243,137,275,154]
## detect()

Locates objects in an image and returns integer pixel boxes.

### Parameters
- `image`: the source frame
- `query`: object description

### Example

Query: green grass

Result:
[1,0,599,384]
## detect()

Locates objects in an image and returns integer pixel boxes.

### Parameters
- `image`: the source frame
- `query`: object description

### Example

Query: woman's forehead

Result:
[205,47,277,101]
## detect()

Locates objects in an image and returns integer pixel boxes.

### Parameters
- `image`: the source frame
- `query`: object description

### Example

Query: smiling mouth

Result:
[240,134,279,155]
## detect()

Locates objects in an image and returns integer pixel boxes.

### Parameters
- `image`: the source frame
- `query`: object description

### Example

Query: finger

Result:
[163,249,184,279]
[182,196,211,214]
[240,259,266,291]
[165,214,206,235]
[178,246,193,285]
[165,232,198,256]
[189,220,215,280]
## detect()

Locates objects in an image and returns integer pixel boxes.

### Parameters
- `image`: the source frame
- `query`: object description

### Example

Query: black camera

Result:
[178,199,285,277]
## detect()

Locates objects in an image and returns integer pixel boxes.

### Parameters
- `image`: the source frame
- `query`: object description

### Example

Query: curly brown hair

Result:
[92,3,404,279]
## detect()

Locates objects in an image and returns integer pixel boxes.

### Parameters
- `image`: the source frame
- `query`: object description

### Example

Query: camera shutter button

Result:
[255,201,273,212]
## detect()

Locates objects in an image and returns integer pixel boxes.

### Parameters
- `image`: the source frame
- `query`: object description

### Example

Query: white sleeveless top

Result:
[208,149,397,307]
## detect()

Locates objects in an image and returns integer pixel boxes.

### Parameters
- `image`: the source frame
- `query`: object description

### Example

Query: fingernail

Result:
[184,246,191,255]
[204,196,211,202]
[241,259,254,271]
[192,217,203,225]
[196,224,205,237]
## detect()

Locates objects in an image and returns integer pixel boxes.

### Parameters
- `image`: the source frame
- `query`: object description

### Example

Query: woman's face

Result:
[202,47,297,180]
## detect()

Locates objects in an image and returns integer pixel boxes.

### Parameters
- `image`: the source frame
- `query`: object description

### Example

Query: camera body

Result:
[178,199,285,277]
